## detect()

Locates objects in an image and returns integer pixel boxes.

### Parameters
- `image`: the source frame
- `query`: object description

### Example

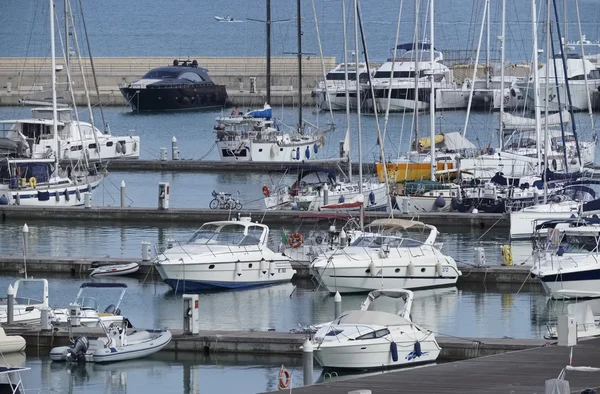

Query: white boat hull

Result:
[0,176,103,207]
[217,139,321,163]
[90,263,140,277]
[509,202,580,240]
[314,339,440,369]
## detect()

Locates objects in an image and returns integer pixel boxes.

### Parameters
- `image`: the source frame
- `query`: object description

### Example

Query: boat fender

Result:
[269,260,276,276]
[502,245,513,266]
[414,341,422,357]
[15,194,20,205]
[390,342,398,362]
[313,143,319,154]
[434,196,445,208]
[54,190,60,202]
[369,191,375,205]
[305,146,310,159]
[262,185,271,197]
[0,195,8,205]
[29,177,37,189]
[76,189,81,201]
[291,149,296,159]
[122,143,127,155]
[368,261,376,277]
[338,195,345,204]
[435,261,443,277]
[296,149,300,160]
[510,88,516,97]
[278,366,291,390]
[289,232,303,248]
[407,261,415,276]
[64,189,70,201]
[235,260,242,277]
[116,142,122,154]
[557,246,565,257]
[451,197,459,211]
[260,258,268,275]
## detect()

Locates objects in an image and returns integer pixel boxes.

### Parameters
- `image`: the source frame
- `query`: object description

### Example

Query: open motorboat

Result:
[310,219,461,293]
[215,104,326,163]
[545,301,600,340]
[312,289,441,370]
[89,262,140,277]
[52,283,130,328]
[119,59,228,112]
[154,216,296,292]
[0,107,140,163]
[530,218,600,299]
[50,323,171,363]
[0,367,31,394]
[0,278,49,324]
[312,62,369,111]
[214,15,239,22]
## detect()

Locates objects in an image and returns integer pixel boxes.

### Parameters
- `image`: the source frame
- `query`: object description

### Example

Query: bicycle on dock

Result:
[209,190,243,210]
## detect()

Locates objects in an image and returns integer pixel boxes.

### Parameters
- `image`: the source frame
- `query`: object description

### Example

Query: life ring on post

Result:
[278,366,291,390]
[502,245,513,266]
[29,177,37,189]
[262,185,271,197]
[288,232,303,248]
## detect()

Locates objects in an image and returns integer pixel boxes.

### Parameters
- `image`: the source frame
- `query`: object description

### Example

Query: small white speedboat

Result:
[0,327,26,354]
[214,15,237,22]
[49,325,172,363]
[312,289,441,370]
[89,262,140,277]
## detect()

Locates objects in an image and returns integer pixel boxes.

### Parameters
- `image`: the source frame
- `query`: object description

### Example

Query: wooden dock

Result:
[262,338,600,394]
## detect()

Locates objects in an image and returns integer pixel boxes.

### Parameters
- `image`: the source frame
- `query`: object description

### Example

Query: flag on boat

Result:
[278,230,288,252]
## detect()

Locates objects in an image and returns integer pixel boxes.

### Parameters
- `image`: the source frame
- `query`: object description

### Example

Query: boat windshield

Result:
[76,297,98,311]
[142,70,180,79]
[559,234,599,253]
[188,223,264,246]
[350,236,423,248]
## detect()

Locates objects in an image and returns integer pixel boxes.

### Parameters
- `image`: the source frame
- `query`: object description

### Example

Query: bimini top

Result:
[80,282,128,289]
[535,218,600,231]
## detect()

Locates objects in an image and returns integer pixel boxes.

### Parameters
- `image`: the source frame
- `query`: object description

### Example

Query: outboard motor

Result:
[66,336,89,362]
[104,304,121,316]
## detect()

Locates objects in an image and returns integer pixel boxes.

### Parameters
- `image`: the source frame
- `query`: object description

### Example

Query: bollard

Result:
[84,192,92,208]
[334,291,342,319]
[22,224,29,279]
[172,137,180,160]
[141,241,151,261]
[7,285,14,325]
[323,184,329,206]
[41,307,51,331]
[160,147,167,161]
[302,338,313,386]
[120,180,126,208]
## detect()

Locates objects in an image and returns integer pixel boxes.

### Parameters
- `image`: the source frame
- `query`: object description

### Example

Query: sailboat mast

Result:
[297,0,303,132]
[485,0,490,90]
[429,0,435,182]
[413,0,419,141]
[543,0,551,204]
[64,0,69,92]
[354,0,364,231]
[499,0,506,149]
[50,0,59,161]
[342,0,352,181]
[266,0,271,104]
[532,0,542,171]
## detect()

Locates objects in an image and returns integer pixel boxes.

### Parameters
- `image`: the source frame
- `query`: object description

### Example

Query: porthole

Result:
[421,268,426,273]
[208,264,215,269]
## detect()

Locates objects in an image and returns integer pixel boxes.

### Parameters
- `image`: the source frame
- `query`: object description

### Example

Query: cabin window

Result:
[325,329,344,336]
[280,148,283,152]
[222,149,247,157]
[106,141,114,147]
[356,331,376,340]
[208,264,215,269]
[142,70,179,79]
[70,145,82,151]
[258,149,263,152]
[374,328,390,338]
[179,72,204,82]
[89,143,97,149]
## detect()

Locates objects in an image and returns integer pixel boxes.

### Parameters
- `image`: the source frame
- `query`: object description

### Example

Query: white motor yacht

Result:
[154,216,296,292]
[313,62,368,111]
[0,278,49,324]
[530,218,600,298]
[312,289,440,369]
[310,219,461,293]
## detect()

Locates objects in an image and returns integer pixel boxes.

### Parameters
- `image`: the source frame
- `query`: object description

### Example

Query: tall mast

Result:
[50,0,59,162]
[499,0,506,150]
[266,0,271,104]
[532,0,542,171]
[64,0,69,92]
[485,0,490,90]
[413,0,419,141]
[429,0,435,181]
[297,0,302,132]
[543,0,551,203]
[342,0,352,181]
[354,0,363,231]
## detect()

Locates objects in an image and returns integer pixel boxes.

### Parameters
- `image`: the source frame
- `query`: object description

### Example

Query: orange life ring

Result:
[278,367,291,390]
[262,185,271,197]
[288,232,303,248]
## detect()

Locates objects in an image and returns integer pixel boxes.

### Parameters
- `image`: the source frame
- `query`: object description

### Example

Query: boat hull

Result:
[535,269,600,299]
[90,263,140,277]
[313,339,440,369]
[217,140,321,163]
[120,85,228,112]
[0,176,103,207]
[163,278,292,291]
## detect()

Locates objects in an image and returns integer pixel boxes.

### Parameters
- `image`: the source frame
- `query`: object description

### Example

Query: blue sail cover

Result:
[247,107,272,120]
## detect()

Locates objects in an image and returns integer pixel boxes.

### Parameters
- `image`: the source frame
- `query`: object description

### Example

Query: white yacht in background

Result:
[313,62,368,111]
[365,43,453,112]
[516,54,600,112]
[312,289,441,370]
[215,105,325,163]
[154,216,295,292]
[0,107,140,163]
[310,219,461,293]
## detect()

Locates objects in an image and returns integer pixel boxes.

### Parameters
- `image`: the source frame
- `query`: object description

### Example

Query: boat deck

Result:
[262,338,600,394]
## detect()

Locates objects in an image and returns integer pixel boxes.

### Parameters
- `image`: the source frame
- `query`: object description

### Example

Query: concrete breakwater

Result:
[0,56,336,107]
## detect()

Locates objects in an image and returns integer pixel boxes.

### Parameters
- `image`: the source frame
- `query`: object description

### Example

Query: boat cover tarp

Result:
[335,310,411,327]
[366,219,427,231]
[442,132,477,151]
[246,107,272,120]
[503,110,570,130]
[544,378,570,394]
